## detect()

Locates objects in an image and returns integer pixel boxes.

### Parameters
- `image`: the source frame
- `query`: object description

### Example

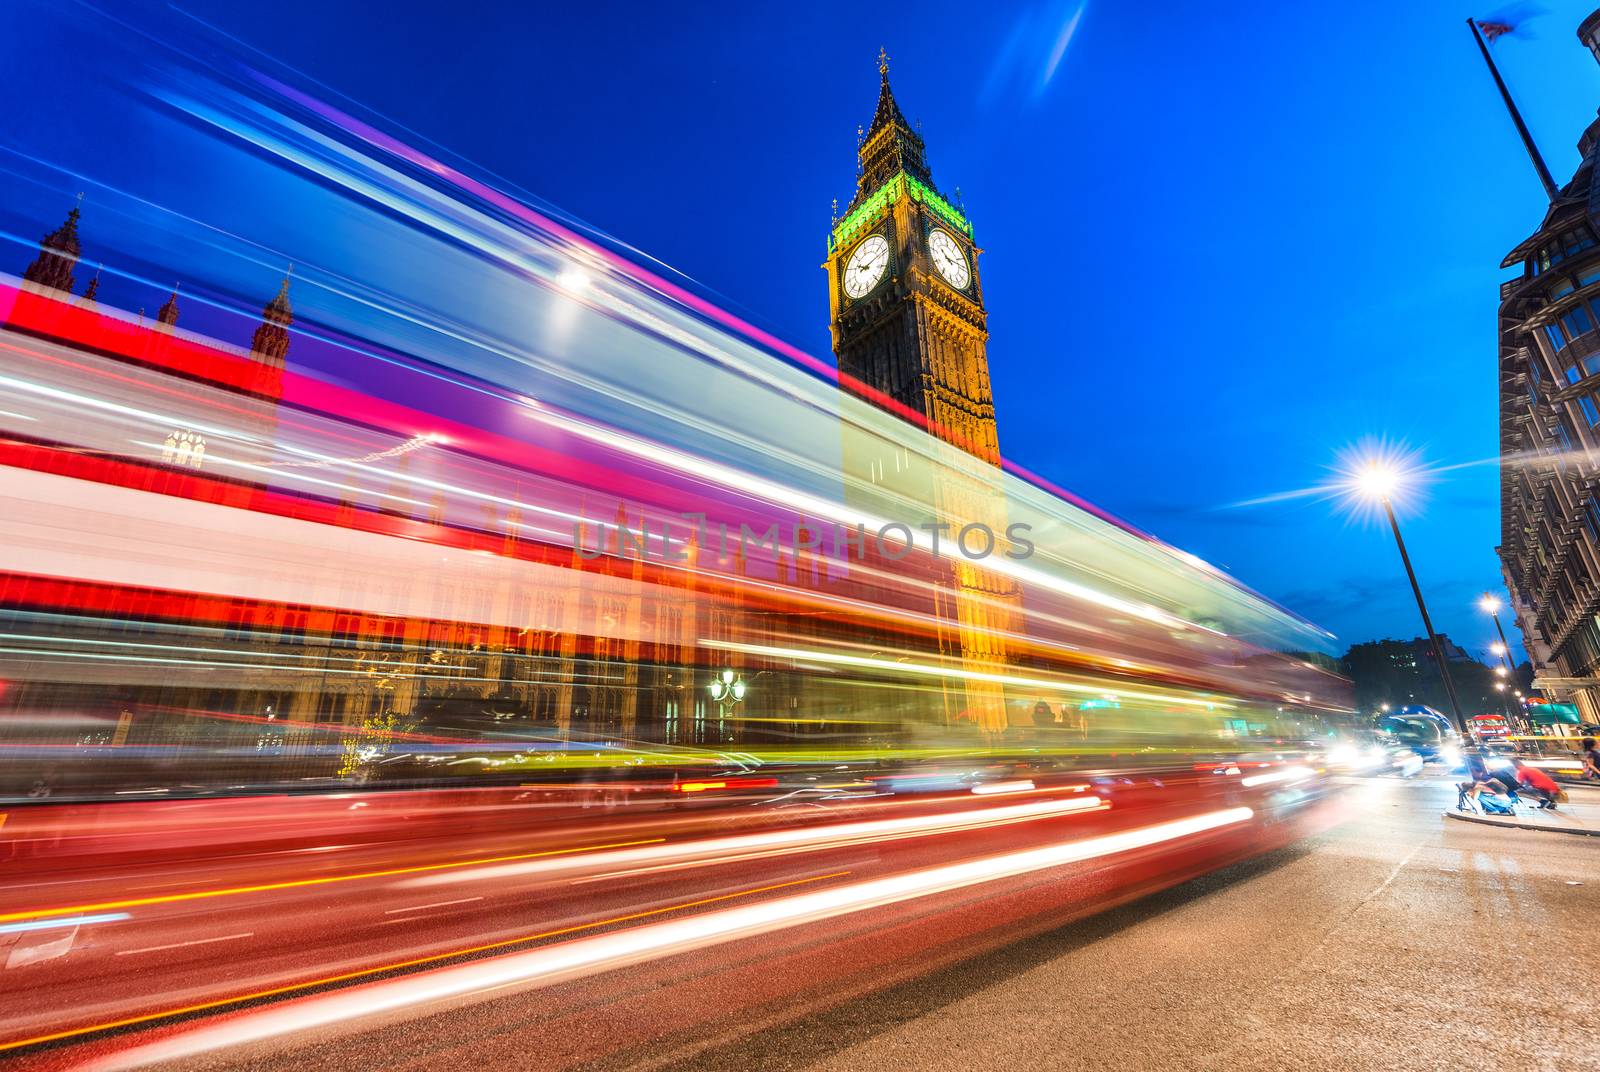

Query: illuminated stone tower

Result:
[250,273,293,368]
[826,51,999,463]
[825,51,1019,733]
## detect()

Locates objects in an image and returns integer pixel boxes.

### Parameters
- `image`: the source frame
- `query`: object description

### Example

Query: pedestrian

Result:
[1581,736,1600,781]
[1459,754,1515,811]
[1509,759,1564,810]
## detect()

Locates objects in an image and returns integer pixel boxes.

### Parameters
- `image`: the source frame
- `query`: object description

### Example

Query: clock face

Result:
[843,234,890,299]
[927,228,970,289]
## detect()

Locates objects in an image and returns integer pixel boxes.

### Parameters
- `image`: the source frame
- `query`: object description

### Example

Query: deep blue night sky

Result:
[7,0,1600,657]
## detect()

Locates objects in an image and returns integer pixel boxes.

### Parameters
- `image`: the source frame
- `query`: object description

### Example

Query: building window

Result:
[1580,393,1600,427]
[1560,228,1596,257]
[1547,324,1569,351]
[1581,265,1600,287]
[1563,304,1596,340]
[1585,495,1600,543]
[1553,280,1577,300]
[1562,409,1583,445]
[1541,229,1597,274]
[332,614,359,648]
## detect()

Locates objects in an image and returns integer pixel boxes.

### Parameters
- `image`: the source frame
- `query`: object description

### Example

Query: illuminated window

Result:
[161,429,206,469]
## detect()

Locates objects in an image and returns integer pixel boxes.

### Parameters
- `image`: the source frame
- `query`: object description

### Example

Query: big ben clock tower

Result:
[825,51,1020,733]
[827,50,1000,463]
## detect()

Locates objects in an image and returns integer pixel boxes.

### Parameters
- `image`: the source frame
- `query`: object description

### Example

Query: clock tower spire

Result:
[825,54,999,465]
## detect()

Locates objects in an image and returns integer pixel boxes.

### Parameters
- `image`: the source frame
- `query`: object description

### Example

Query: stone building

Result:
[1496,8,1600,721]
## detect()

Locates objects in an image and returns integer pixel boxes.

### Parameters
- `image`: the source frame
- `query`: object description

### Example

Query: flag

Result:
[1477,20,1514,42]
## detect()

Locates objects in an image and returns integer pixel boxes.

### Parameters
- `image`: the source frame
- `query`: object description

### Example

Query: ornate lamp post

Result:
[708,669,746,740]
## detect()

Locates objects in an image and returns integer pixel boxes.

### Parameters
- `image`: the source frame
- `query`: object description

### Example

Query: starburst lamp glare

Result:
[1356,462,1399,501]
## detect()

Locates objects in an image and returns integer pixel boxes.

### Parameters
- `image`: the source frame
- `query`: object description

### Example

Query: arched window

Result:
[162,429,207,469]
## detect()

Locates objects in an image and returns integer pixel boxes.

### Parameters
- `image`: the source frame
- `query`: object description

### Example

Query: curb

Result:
[1442,808,1600,838]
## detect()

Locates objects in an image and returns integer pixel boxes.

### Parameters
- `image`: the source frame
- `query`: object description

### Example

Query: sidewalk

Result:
[1444,783,1600,837]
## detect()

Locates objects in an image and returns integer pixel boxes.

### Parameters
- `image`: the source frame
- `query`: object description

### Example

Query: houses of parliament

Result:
[0,60,1041,780]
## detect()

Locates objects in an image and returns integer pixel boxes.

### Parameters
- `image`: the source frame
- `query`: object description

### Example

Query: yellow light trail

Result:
[0,870,847,1054]
[700,639,1231,709]
[0,837,666,924]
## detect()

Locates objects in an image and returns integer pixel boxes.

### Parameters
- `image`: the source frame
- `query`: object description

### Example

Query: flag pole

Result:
[1467,17,1560,203]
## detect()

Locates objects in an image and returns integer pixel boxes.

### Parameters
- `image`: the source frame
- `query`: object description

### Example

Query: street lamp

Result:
[708,668,747,705]
[707,669,747,745]
[1478,592,1526,733]
[1352,460,1469,736]
[1478,594,1518,675]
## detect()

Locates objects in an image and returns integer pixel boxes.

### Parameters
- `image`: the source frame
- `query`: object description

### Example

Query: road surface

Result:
[203,775,1593,1072]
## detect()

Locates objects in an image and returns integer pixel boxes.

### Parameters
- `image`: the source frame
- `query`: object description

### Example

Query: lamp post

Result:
[1356,463,1469,737]
[1478,594,1518,674]
[708,669,746,742]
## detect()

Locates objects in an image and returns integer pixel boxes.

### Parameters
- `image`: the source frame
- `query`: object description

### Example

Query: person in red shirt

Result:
[1511,761,1562,810]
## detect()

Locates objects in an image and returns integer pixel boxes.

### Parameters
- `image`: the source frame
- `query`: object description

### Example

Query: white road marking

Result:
[383,897,483,915]
[115,933,253,956]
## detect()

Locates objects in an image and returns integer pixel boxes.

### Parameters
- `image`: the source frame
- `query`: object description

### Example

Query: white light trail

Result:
[0,371,259,446]
[401,794,1108,889]
[1239,766,1315,788]
[527,405,1209,635]
[971,780,1036,795]
[0,913,129,935]
[82,808,1252,1070]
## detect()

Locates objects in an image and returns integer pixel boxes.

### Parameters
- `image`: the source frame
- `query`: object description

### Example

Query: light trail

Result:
[700,639,1230,710]
[1239,766,1317,788]
[399,794,1108,890]
[0,872,845,1055]
[78,808,1253,1069]
[524,404,1211,635]
[0,838,664,924]
[0,912,129,934]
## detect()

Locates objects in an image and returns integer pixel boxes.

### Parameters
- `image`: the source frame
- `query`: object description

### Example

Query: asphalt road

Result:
[673,775,1596,1072]
[195,774,1595,1072]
